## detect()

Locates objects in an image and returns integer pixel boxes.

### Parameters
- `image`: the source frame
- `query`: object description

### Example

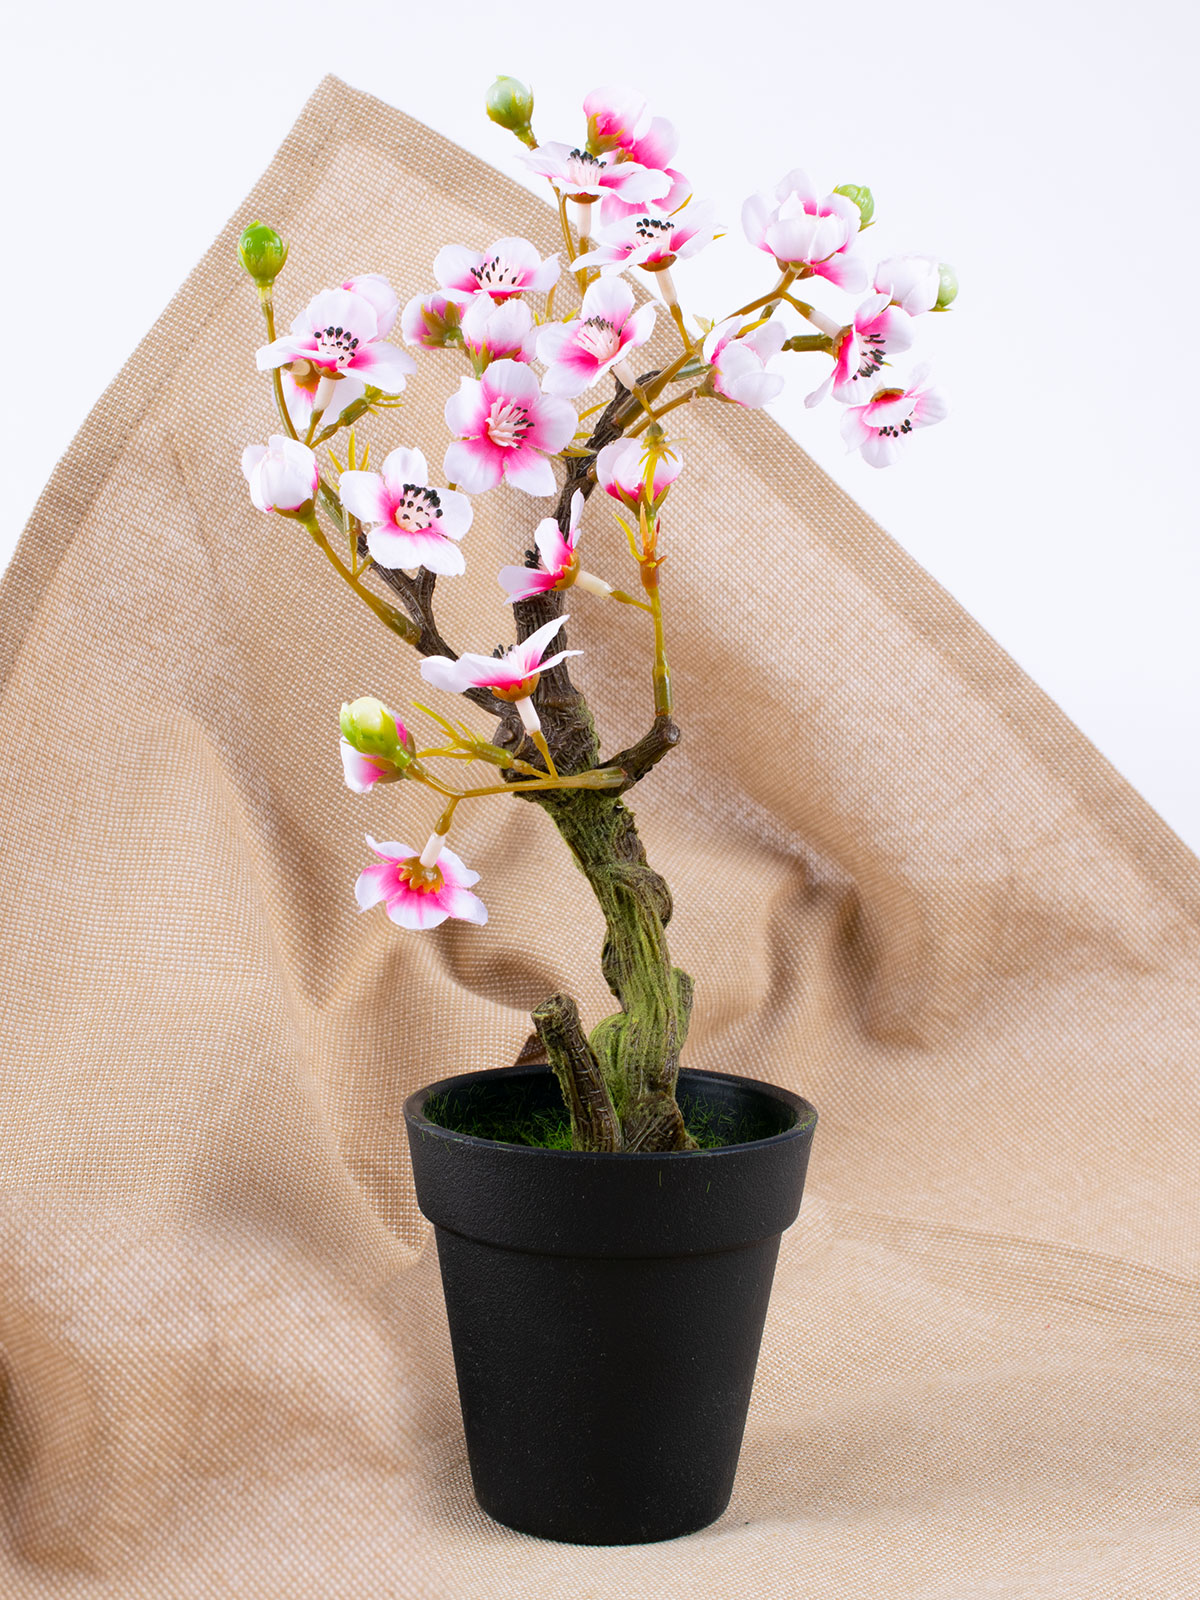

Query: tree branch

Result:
[531,992,622,1152]
[608,714,682,793]
[354,531,503,715]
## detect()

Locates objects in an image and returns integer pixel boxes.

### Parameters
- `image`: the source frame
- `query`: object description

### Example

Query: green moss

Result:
[425,1093,577,1150]
[423,1083,797,1150]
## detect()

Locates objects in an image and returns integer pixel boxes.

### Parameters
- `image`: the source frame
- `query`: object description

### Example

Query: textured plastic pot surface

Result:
[404,1065,817,1546]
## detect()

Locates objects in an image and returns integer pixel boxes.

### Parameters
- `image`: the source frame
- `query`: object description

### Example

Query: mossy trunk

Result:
[531,785,696,1153]
[493,381,693,1153]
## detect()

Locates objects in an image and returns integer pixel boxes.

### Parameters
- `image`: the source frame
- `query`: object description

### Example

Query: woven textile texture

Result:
[2,77,1198,1599]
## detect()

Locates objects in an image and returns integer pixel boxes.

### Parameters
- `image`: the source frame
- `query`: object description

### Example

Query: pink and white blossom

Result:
[356,833,487,931]
[342,274,400,337]
[742,171,867,291]
[702,318,786,409]
[241,435,319,513]
[595,436,682,511]
[401,292,462,349]
[536,279,656,397]
[585,84,686,225]
[420,615,581,736]
[339,446,472,576]
[523,143,672,205]
[460,295,539,367]
[840,365,948,468]
[874,255,942,317]
[582,86,680,176]
[573,202,718,275]
[582,86,651,152]
[804,294,914,408]
[443,359,576,498]
[279,286,381,423]
[497,491,614,603]
[622,118,679,177]
[434,237,560,303]
[256,282,416,395]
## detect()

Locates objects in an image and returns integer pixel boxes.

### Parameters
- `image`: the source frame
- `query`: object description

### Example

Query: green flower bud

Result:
[485,77,536,147]
[833,185,875,229]
[238,222,289,288]
[340,696,409,765]
[935,262,959,309]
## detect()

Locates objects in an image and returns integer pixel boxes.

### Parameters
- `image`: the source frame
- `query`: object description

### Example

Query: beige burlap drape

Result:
[2,76,1198,1598]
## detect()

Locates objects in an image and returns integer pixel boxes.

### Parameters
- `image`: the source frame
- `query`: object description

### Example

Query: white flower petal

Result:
[303,288,379,343]
[503,449,558,497]
[445,376,488,439]
[435,487,473,540]
[376,447,427,488]
[443,439,503,495]
[579,275,635,325]
[352,342,416,394]
[441,887,488,925]
[387,892,450,931]
[420,655,477,694]
[338,471,391,527]
[355,861,394,910]
[343,274,399,337]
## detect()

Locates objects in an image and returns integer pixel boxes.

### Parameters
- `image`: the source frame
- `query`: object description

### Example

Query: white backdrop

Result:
[4,0,1198,848]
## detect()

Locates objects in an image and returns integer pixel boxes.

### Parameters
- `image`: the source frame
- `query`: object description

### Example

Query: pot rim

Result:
[403,1062,817,1163]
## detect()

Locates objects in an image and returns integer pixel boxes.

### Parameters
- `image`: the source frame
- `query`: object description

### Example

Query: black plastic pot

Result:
[404,1064,817,1546]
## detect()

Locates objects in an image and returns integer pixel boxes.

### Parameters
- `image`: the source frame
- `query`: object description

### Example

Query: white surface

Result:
[4,1,1198,851]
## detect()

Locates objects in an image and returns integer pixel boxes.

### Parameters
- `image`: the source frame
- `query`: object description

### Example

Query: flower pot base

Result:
[436,1223,782,1544]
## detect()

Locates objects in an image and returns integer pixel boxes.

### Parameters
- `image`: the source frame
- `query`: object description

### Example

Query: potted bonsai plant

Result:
[237,76,955,1545]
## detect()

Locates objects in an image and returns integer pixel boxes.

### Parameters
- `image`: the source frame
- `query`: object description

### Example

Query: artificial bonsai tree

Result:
[238,77,955,1154]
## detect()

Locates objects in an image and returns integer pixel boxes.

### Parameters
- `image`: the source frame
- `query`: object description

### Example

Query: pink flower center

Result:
[486,398,534,449]
[632,216,673,247]
[868,388,916,438]
[836,325,885,387]
[470,255,525,293]
[392,483,443,534]
[312,323,362,370]
[565,148,606,187]
[398,857,444,894]
[875,416,914,439]
[575,316,621,362]
[491,672,540,701]
[854,330,887,382]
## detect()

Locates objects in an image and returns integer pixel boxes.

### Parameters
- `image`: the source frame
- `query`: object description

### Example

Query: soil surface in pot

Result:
[423,1070,802,1149]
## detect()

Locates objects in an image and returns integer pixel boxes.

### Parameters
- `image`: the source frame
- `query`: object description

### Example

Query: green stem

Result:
[417,767,625,802]
[647,584,671,718]
[558,192,586,296]
[627,387,701,437]
[724,266,800,323]
[299,513,419,643]
[783,333,834,353]
[608,589,654,614]
[258,288,299,442]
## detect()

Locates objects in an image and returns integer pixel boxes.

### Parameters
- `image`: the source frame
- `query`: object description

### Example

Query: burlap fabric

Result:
[2,76,1198,1598]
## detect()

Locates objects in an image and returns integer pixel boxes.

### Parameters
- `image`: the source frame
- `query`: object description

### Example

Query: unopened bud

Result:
[238,222,289,287]
[340,697,410,766]
[486,77,536,147]
[935,263,959,309]
[833,185,875,228]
